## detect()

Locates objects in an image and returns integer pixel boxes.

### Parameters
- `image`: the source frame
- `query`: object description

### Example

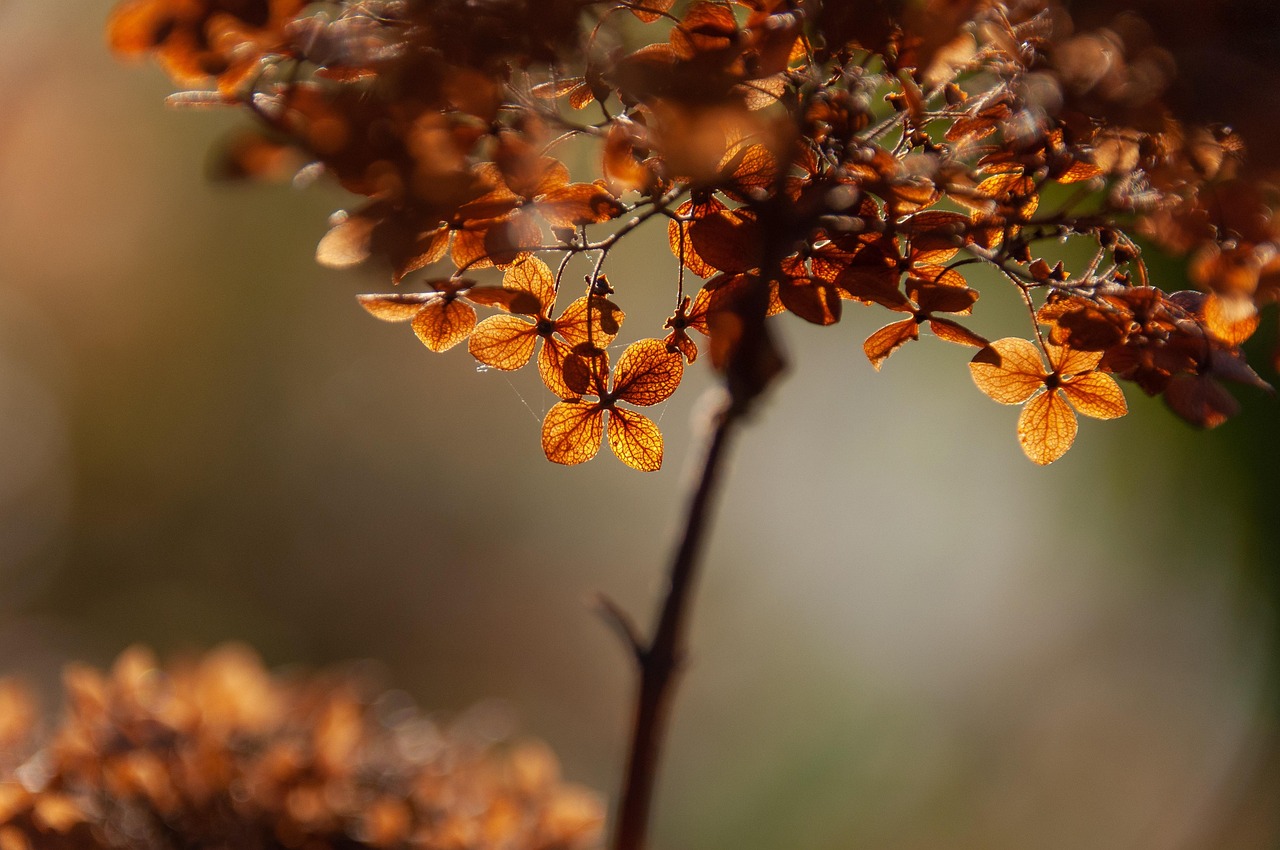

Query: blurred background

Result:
[2,3,1280,849]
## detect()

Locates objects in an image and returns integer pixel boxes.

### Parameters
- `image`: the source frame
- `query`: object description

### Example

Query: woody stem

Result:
[612,398,740,850]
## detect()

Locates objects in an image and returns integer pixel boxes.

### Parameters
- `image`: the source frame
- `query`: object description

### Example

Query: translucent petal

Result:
[612,339,684,406]
[1046,342,1104,376]
[1017,390,1078,465]
[358,293,432,322]
[1063,372,1128,420]
[412,300,476,352]
[863,319,919,370]
[537,184,624,228]
[927,317,987,348]
[468,316,538,370]
[687,210,764,274]
[969,338,1047,403]
[556,297,624,348]
[503,256,557,313]
[542,401,604,466]
[777,279,842,325]
[607,408,664,471]
[1204,293,1260,346]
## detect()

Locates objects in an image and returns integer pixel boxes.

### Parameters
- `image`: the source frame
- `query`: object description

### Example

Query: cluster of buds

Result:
[0,645,602,850]
[108,0,1277,466]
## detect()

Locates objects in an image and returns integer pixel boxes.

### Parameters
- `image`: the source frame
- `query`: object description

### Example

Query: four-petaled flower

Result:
[970,338,1128,465]
[542,339,684,471]
[469,257,624,398]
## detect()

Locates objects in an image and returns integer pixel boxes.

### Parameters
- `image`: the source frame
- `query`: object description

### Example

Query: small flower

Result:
[970,338,1128,465]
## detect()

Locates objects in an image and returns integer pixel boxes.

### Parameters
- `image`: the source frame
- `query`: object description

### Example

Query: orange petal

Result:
[668,198,726,278]
[902,211,969,263]
[927,317,987,348]
[502,256,557,313]
[1045,342,1104,376]
[1204,293,1260,346]
[106,0,170,57]
[1062,372,1128,420]
[465,286,543,314]
[908,265,967,289]
[556,296,624,348]
[863,318,919,370]
[539,338,602,399]
[542,401,604,465]
[411,299,476,352]
[612,339,684,406]
[451,226,492,271]
[969,338,1047,403]
[912,279,978,315]
[724,143,778,194]
[537,183,625,228]
[1057,160,1104,183]
[468,316,538,370]
[390,227,452,284]
[1017,390,1077,465]
[607,408,664,471]
[357,293,432,322]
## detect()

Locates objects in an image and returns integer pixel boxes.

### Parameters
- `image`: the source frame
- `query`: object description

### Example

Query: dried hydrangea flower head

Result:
[0,645,603,850]
[108,0,1279,467]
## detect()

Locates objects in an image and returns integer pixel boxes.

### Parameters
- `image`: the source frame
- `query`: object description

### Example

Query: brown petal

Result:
[863,318,920,370]
[537,184,625,228]
[778,279,842,325]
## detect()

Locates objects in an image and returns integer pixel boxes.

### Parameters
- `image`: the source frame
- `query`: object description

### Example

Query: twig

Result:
[611,396,740,850]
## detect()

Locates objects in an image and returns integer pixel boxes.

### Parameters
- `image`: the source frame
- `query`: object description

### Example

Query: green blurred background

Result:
[2,3,1280,849]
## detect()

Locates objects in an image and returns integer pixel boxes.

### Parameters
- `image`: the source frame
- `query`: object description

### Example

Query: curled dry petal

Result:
[357,292,435,321]
[864,319,920,370]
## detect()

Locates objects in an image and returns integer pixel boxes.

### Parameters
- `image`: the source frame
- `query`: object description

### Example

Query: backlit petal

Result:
[607,408,664,471]
[1017,390,1077,465]
[969,338,1047,403]
[542,401,604,465]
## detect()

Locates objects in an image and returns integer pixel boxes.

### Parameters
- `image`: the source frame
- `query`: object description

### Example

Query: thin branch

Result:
[611,395,740,850]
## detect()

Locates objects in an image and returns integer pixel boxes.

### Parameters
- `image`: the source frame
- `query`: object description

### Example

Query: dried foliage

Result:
[108,0,1279,465]
[0,645,603,850]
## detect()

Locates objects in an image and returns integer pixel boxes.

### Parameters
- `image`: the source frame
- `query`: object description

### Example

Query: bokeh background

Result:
[2,3,1280,849]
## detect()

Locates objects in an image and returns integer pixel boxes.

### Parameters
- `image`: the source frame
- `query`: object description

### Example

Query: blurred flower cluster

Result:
[0,646,602,850]
[106,0,1278,466]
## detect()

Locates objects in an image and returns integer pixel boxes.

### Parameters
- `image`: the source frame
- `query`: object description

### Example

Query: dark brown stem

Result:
[611,398,740,850]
